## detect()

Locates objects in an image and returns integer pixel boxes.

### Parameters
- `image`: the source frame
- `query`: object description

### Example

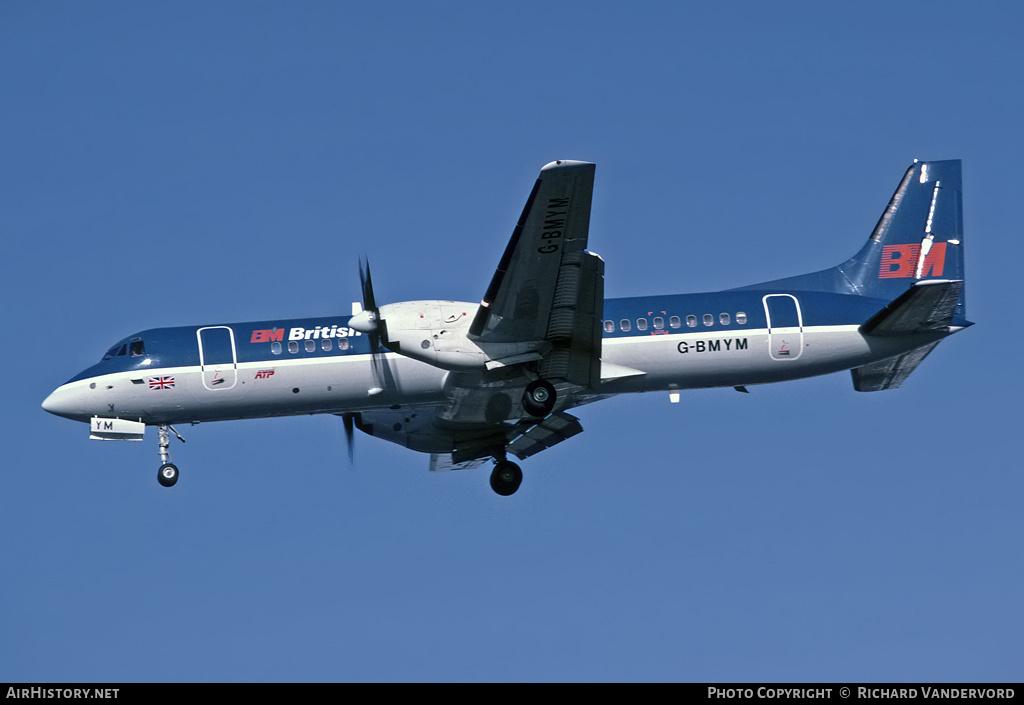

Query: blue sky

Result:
[2,1,1021,682]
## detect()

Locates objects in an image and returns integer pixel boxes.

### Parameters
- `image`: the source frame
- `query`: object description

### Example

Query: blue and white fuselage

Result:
[41,158,972,495]
[43,291,960,424]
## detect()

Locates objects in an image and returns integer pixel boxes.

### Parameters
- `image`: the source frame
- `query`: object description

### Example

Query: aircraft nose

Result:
[42,387,64,416]
[42,384,84,420]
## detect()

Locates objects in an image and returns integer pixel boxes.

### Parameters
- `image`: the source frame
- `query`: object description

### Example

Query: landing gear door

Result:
[197,326,238,390]
[763,294,803,361]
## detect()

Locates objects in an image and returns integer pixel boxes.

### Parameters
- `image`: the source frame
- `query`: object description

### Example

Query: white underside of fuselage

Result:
[45,324,948,426]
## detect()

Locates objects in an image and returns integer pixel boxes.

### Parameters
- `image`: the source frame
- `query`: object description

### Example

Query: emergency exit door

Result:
[763,295,804,361]
[197,326,238,390]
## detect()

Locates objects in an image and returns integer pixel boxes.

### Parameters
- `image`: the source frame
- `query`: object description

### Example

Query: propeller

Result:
[354,258,381,346]
[342,412,356,463]
[350,257,394,393]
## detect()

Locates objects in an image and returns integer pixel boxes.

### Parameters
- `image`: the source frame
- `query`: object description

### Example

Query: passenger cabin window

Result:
[669,316,681,329]
[653,317,664,330]
[271,342,282,355]
[720,313,730,326]
[736,312,747,324]
[636,318,648,331]
[620,319,631,332]
[686,315,697,328]
[604,320,615,333]
[337,338,350,351]
[288,341,299,354]
[129,340,145,357]
[305,339,317,353]
[322,338,333,351]
[703,314,714,327]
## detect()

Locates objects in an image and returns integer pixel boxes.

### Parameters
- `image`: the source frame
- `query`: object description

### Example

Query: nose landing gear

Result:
[158,462,179,487]
[156,424,186,487]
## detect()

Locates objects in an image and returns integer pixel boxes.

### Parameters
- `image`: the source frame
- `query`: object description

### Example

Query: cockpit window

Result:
[129,339,146,357]
[102,344,127,361]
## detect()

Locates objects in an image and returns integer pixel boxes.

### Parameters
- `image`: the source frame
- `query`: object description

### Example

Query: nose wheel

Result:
[158,463,179,487]
[155,424,185,488]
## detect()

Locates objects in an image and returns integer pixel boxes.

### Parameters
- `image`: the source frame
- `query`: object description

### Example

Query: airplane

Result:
[42,158,971,496]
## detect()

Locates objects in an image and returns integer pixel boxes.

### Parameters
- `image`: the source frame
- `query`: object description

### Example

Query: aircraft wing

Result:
[363,162,603,461]
[468,160,604,388]
[354,407,584,470]
[429,412,584,470]
[429,455,491,472]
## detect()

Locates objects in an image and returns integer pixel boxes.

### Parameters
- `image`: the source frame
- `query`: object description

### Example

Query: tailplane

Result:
[859,279,964,336]
[851,279,967,392]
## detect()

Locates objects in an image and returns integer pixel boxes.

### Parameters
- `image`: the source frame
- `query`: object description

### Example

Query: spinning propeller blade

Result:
[342,413,356,463]
[352,257,393,392]
[359,258,377,314]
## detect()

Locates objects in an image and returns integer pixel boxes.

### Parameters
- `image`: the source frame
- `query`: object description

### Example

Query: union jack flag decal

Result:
[149,376,175,390]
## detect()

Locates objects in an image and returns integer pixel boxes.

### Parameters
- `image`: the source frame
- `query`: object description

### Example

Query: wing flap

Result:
[429,454,491,473]
[506,412,584,460]
[426,411,585,471]
[537,250,604,387]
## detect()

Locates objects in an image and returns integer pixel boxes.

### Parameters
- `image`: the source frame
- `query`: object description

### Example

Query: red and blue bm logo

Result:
[250,326,357,343]
[878,243,947,279]
[251,329,285,343]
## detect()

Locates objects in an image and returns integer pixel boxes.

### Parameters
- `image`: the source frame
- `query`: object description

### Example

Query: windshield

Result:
[102,344,126,361]
[101,338,145,362]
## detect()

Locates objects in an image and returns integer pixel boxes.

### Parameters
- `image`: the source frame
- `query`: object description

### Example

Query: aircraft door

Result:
[197,326,238,390]
[763,294,803,361]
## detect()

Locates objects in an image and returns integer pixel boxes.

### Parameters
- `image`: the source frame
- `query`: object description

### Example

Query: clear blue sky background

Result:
[2,1,1021,683]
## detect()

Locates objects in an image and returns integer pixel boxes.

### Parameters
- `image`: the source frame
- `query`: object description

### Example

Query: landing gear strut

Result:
[490,459,523,496]
[156,423,185,488]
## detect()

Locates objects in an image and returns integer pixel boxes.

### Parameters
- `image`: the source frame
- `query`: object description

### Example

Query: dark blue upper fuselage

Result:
[68,288,939,385]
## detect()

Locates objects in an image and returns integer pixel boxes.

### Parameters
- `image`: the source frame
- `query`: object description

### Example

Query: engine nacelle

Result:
[375,300,541,371]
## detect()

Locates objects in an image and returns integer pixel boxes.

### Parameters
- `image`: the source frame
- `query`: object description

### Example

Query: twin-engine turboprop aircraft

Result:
[42,159,972,495]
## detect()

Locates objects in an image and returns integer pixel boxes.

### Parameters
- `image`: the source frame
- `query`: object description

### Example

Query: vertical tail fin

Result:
[841,159,965,309]
[737,159,966,318]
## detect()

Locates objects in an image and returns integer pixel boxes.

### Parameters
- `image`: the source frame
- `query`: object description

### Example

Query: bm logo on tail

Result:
[879,243,947,279]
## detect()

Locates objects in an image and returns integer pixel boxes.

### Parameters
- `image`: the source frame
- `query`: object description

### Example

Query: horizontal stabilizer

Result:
[851,342,941,392]
[860,280,963,336]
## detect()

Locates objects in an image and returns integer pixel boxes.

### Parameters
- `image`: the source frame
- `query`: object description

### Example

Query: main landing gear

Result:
[522,379,556,417]
[156,424,186,487]
[489,379,557,496]
[490,459,523,496]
